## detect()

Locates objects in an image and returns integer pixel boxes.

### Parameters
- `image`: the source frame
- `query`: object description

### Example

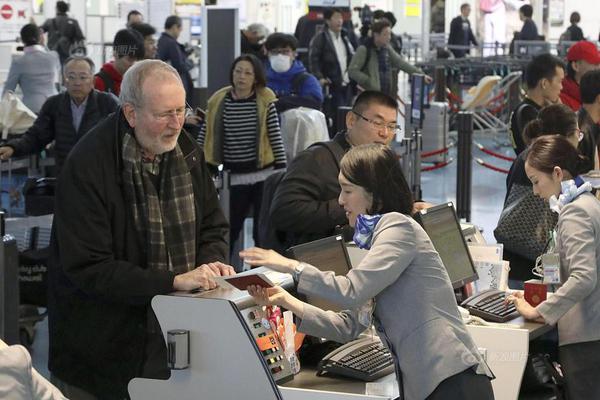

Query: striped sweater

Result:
[198,92,286,172]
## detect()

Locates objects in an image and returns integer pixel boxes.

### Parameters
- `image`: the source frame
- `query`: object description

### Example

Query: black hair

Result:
[323,8,342,20]
[352,90,397,114]
[520,4,533,18]
[383,11,396,28]
[526,135,589,177]
[265,33,297,51]
[113,29,145,60]
[63,55,95,73]
[20,24,41,47]
[522,104,578,145]
[56,1,69,14]
[372,10,386,20]
[127,10,142,22]
[130,23,156,38]
[580,70,600,104]
[566,60,577,81]
[570,11,580,24]
[460,3,471,12]
[371,20,391,35]
[165,15,182,30]
[524,53,565,89]
[230,54,266,89]
[340,144,413,216]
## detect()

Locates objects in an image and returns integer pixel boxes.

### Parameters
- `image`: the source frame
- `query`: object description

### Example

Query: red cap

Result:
[567,41,600,65]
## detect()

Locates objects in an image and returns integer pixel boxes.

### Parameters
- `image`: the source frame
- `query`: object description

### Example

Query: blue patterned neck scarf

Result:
[549,176,592,214]
[353,214,382,250]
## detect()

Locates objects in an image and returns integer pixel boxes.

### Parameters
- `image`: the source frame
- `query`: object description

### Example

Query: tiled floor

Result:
[28,131,516,380]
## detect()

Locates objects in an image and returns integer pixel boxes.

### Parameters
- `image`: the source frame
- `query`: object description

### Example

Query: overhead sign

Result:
[0,0,31,41]
[308,0,350,7]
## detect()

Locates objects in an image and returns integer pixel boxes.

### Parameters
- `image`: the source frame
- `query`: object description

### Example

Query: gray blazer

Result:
[297,212,492,400]
[537,192,600,346]
[2,46,59,114]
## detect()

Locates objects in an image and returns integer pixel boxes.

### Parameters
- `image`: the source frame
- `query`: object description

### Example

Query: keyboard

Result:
[461,289,520,323]
[316,337,395,382]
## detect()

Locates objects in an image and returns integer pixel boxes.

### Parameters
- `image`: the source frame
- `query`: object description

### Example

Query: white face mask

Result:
[269,54,292,73]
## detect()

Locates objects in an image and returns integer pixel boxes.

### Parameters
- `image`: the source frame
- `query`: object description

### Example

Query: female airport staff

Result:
[509,135,600,399]
[242,144,494,400]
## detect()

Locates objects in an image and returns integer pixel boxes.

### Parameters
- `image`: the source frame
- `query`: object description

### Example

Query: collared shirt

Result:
[23,44,46,54]
[70,96,88,133]
[328,29,349,84]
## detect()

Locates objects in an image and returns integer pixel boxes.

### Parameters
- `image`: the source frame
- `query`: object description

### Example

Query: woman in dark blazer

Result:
[242,144,494,400]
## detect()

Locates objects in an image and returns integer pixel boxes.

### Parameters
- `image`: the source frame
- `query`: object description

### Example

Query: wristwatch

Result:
[292,261,305,284]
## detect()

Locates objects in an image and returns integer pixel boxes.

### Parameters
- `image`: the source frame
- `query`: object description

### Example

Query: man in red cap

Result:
[560,41,600,111]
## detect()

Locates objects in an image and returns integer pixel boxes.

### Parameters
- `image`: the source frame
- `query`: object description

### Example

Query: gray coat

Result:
[2,46,60,114]
[297,212,492,400]
[537,192,600,346]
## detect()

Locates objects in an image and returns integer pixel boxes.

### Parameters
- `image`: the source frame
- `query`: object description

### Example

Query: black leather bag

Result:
[23,177,56,216]
[494,183,558,261]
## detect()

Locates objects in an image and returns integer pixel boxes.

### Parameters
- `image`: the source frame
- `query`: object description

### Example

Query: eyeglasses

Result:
[65,74,92,82]
[147,106,192,123]
[352,110,401,134]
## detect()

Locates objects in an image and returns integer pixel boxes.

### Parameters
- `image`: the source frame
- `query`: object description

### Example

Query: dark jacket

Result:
[5,90,119,175]
[266,59,323,111]
[308,26,354,89]
[157,32,193,101]
[270,132,350,247]
[519,19,539,41]
[47,110,229,399]
[448,16,477,58]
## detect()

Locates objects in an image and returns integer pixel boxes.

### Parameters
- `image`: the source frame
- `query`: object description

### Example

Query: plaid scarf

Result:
[122,131,196,273]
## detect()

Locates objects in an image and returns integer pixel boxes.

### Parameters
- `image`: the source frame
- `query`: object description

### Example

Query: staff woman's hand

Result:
[247,285,305,318]
[506,292,545,322]
[239,247,298,274]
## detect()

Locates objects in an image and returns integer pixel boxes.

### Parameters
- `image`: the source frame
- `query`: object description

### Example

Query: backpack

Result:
[274,72,322,113]
[95,69,116,94]
[51,18,86,60]
[257,141,345,253]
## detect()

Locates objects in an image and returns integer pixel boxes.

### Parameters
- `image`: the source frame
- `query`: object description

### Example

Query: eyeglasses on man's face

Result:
[352,110,401,134]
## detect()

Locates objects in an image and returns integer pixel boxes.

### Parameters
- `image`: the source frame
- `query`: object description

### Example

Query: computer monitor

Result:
[287,235,352,311]
[414,202,479,289]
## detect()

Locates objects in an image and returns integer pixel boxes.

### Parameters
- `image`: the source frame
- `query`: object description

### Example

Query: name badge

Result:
[542,253,561,284]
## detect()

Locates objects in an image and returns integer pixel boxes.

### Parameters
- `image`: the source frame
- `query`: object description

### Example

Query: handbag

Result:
[494,183,558,261]
[0,91,37,139]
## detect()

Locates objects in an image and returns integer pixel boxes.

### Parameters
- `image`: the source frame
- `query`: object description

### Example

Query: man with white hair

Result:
[241,22,269,59]
[47,59,233,399]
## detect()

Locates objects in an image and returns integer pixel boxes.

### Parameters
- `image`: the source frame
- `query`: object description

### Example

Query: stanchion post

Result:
[456,112,473,221]
[412,129,422,200]
[434,66,446,102]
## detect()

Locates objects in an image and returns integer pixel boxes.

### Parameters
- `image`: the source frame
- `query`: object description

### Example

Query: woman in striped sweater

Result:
[198,54,286,259]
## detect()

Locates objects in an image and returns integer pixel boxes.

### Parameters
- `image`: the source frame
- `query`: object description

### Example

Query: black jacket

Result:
[6,90,119,175]
[448,16,477,58]
[308,27,354,89]
[157,32,193,102]
[48,110,229,399]
[270,132,350,247]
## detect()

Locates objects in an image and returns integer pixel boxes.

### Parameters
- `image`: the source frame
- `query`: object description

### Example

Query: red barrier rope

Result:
[474,142,515,162]
[421,147,449,158]
[475,157,509,174]
[422,158,454,172]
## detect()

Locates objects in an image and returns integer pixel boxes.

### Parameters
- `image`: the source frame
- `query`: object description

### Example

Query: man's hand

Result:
[239,247,297,274]
[173,262,236,291]
[0,146,14,161]
[412,201,434,215]
[319,78,330,87]
[424,75,433,85]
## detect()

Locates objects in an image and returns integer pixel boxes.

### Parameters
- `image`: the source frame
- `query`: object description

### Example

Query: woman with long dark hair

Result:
[242,144,494,399]
[198,54,286,259]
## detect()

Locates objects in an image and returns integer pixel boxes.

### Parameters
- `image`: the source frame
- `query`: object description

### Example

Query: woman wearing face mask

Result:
[508,135,600,400]
[264,33,323,112]
[241,144,494,400]
[198,54,287,261]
